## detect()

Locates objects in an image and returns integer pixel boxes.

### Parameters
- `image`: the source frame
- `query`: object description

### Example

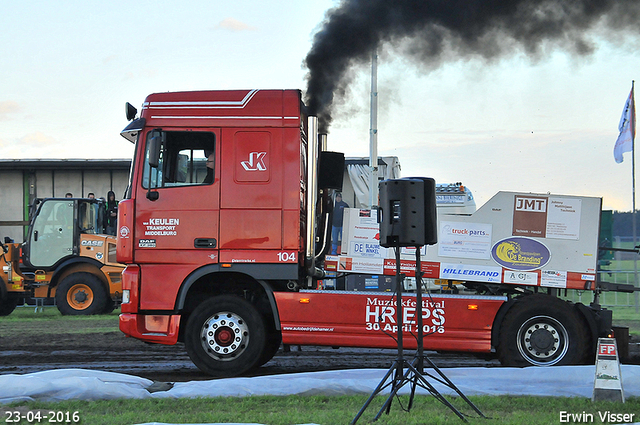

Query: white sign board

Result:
[438,221,492,260]
[540,270,567,288]
[546,197,582,240]
[344,209,389,259]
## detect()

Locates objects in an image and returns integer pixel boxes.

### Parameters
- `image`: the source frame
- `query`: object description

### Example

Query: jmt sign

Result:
[513,195,549,238]
[515,197,547,212]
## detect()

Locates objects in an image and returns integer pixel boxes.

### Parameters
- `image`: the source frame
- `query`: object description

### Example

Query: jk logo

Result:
[241,152,267,171]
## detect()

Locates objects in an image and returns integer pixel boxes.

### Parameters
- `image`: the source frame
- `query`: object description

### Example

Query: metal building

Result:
[0,159,131,242]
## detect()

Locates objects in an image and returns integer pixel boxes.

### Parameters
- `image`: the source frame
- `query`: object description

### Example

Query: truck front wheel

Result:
[55,273,109,315]
[258,332,282,367]
[185,295,266,377]
[498,295,589,367]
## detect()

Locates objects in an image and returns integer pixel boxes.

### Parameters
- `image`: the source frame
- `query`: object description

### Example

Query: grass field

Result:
[4,305,119,322]
[1,306,120,337]
[2,393,639,425]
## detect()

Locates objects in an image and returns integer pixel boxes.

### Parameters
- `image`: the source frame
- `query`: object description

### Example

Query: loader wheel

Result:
[185,295,267,377]
[102,299,117,314]
[55,273,109,315]
[0,276,19,316]
[497,294,589,367]
[0,298,19,316]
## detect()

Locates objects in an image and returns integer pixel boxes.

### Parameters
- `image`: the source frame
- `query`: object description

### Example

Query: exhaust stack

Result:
[305,117,320,282]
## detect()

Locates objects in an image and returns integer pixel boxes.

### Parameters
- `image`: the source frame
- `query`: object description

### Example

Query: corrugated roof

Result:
[0,159,131,170]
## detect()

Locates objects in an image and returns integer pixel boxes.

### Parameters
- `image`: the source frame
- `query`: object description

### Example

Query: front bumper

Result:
[119,313,181,345]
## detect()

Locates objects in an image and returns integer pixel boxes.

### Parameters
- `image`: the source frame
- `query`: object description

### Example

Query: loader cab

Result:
[23,198,107,269]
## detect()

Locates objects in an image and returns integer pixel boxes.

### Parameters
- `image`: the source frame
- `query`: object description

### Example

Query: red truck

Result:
[117,89,625,377]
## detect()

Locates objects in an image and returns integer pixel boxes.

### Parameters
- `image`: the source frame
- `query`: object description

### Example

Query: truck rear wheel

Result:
[185,295,267,377]
[498,295,589,366]
[55,273,109,315]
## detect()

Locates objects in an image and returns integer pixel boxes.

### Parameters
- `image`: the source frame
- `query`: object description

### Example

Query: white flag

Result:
[614,85,635,164]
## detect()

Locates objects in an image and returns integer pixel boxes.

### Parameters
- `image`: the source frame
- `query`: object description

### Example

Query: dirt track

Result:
[1,311,637,383]
[0,311,504,382]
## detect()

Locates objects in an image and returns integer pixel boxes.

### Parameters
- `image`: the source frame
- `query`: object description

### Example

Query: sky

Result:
[1,1,640,211]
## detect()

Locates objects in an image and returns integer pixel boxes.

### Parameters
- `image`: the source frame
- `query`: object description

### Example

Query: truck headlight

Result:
[122,289,130,304]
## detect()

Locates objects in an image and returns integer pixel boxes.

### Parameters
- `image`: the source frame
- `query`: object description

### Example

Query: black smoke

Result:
[304,0,640,132]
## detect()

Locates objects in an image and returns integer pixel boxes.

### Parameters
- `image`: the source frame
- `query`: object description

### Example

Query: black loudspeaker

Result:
[318,151,345,190]
[378,177,437,248]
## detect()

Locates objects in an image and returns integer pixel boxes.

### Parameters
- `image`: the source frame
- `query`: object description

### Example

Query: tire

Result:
[102,299,117,314]
[0,276,19,316]
[0,298,19,316]
[497,294,589,367]
[258,332,282,367]
[55,273,109,315]
[185,295,267,377]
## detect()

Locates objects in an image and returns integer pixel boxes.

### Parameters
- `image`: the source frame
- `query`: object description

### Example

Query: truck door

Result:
[26,199,75,267]
[219,129,286,252]
[134,128,220,267]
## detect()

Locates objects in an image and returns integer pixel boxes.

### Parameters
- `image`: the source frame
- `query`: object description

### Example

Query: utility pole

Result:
[369,51,379,209]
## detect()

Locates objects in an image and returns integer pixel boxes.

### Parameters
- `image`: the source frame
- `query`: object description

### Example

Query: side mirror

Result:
[147,132,163,168]
[146,131,164,202]
[126,102,138,121]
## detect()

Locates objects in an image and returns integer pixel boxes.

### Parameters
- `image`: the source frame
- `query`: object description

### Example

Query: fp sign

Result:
[598,343,617,356]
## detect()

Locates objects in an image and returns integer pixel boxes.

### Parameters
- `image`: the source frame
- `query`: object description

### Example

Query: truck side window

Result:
[142,131,215,188]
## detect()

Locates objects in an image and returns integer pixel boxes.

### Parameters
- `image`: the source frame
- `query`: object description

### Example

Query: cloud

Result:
[0,101,20,120]
[0,133,57,158]
[103,54,118,65]
[121,69,156,82]
[19,132,57,148]
[215,17,256,32]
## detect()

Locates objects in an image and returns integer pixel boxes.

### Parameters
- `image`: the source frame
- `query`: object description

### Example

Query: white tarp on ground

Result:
[1,365,640,405]
[2,366,639,425]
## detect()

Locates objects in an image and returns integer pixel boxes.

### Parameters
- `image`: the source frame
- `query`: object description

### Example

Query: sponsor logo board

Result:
[503,270,538,285]
[491,237,550,271]
[438,221,492,260]
[540,270,567,288]
[513,195,582,240]
[439,263,502,283]
[338,256,384,274]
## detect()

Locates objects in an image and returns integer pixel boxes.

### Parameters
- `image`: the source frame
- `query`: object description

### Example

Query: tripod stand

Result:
[351,244,485,424]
